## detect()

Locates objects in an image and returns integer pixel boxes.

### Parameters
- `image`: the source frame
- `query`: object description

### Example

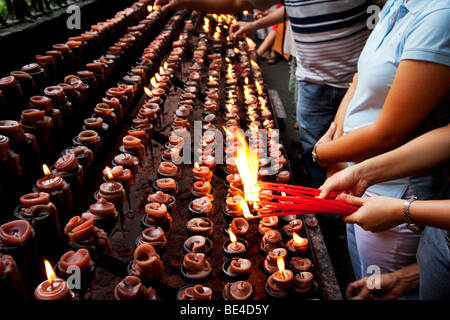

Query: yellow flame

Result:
[249,115,255,122]
[243,10,248,15]
[105,166,114,180]
[194,162,200,170]
[245,77,249,85]
[150,77,158,89]
[277,257,285,279]
[240,201,254,219]
[255,80,263,95]
[293,232,305,245]
[155,73,161,82]
[42,164,50,176]
[214,32,220,40]
[44,259,56,286]
[229,229,237,243]
[147,5,152,12]
[225,57,231,63]
[263,119,270,126]
[209,75,214,83]
[216,26,221,34]
[144,86,152,97]
[159,66,165,74]
[234,48,240,54]
[179,35,183,41]
[250,60,258,68]
[234,130,259,203]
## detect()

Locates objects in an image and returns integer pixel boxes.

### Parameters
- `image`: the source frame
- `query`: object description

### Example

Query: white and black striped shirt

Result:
[249,0,372,88]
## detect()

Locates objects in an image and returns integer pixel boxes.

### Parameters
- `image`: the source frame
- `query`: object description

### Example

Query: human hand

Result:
[346,272,407,300]
[319,164,368,198]
[340,194,404,232]
[312,122,336,168]
[154,0,183,12]
[230,21,254,39]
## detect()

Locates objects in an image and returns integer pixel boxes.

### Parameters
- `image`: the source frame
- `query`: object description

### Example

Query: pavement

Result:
[258,50,356,297]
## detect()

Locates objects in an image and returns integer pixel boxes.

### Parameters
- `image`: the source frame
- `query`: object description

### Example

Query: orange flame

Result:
[150,77,158,89]
[194,162,200,170]
[240,201,254,219]
[229,229,237,243]
[105,166,114,180]
[147,5,152,12]
[144,86,152,97]
[42,164,50,176]
[277,257,285,279]
[233,130,260,203]
[44,259,56,286]
[293,232,306,245]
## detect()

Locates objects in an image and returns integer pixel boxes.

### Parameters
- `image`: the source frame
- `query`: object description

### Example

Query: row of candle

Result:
[0,1,167,215]
[0,2,196,300]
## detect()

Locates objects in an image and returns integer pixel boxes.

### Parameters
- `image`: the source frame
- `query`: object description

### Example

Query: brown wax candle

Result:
[114,276,157,300]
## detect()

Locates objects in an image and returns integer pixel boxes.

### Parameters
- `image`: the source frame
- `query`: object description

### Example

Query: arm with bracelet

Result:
[318,123,450,232]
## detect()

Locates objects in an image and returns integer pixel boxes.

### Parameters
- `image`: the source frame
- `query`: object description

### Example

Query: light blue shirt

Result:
[343,0,450,199]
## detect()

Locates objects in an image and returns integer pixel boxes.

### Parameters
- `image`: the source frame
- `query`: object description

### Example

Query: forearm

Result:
[166,0,255,14]
[410,200,450,230]
[251,6,285,30]
[356,123,450,186]
[333,73,358,139]
[391,262,420,294]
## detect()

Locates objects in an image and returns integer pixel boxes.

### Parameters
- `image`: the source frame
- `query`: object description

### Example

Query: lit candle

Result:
[34,259,77,300]
[265,257,294,298]
[36,164,64,193]
[286,232,309,255]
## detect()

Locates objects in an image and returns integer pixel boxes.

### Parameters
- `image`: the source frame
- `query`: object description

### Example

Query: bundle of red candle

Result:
[250,181,358,219]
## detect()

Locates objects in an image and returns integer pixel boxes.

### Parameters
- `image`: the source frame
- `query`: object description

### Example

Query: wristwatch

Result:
[403,196,421,232]
[311,142,326,167]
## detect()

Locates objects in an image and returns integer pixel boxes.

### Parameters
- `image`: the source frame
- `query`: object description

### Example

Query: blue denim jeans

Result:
[417,227,450,299]
[296,81,347,188]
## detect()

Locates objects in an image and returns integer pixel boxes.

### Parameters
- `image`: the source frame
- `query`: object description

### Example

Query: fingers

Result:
[324,122,336,139]
[340,193,364,207]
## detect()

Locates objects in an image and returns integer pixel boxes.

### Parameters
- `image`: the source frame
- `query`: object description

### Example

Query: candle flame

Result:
[164,61,168,69]
[147,5,153,12]
[42,164,50,176]
[243,10,248,15]
[159,66,165,74]
[225,57,231,63]
[234,48,240,54]
[209,75,214,83]
[44,259,56,286]
[255,80,263,95]
[250,60,258,68]
[263,119,270,126]
[228,229,237,243]
[179,35,183,41]
[194,162,200,170]
[144,86,152,97]
[150,77,158,89]
[233,130,259,203]
[155,73,161,82]
[293,232,303,245]
[216,26,221,33]
[105,166,114,180]
[246,37,255,47]
[249,115,255,122]
[240,201,254,219]
[277,257,285,279]
[245,77,248,85]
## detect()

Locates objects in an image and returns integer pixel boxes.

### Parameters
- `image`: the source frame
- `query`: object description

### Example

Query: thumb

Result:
[340,193,364,207]
[324,122,336,139]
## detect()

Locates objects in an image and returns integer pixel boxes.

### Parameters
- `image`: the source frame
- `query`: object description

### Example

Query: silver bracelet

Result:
[403,196,421,232]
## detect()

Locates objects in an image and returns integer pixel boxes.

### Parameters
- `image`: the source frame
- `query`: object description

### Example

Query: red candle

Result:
[34,259,76,300]
[0,220,32,246]
[36,164,64,193]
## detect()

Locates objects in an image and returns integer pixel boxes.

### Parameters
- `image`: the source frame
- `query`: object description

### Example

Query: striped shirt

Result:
[249,0,372,88]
